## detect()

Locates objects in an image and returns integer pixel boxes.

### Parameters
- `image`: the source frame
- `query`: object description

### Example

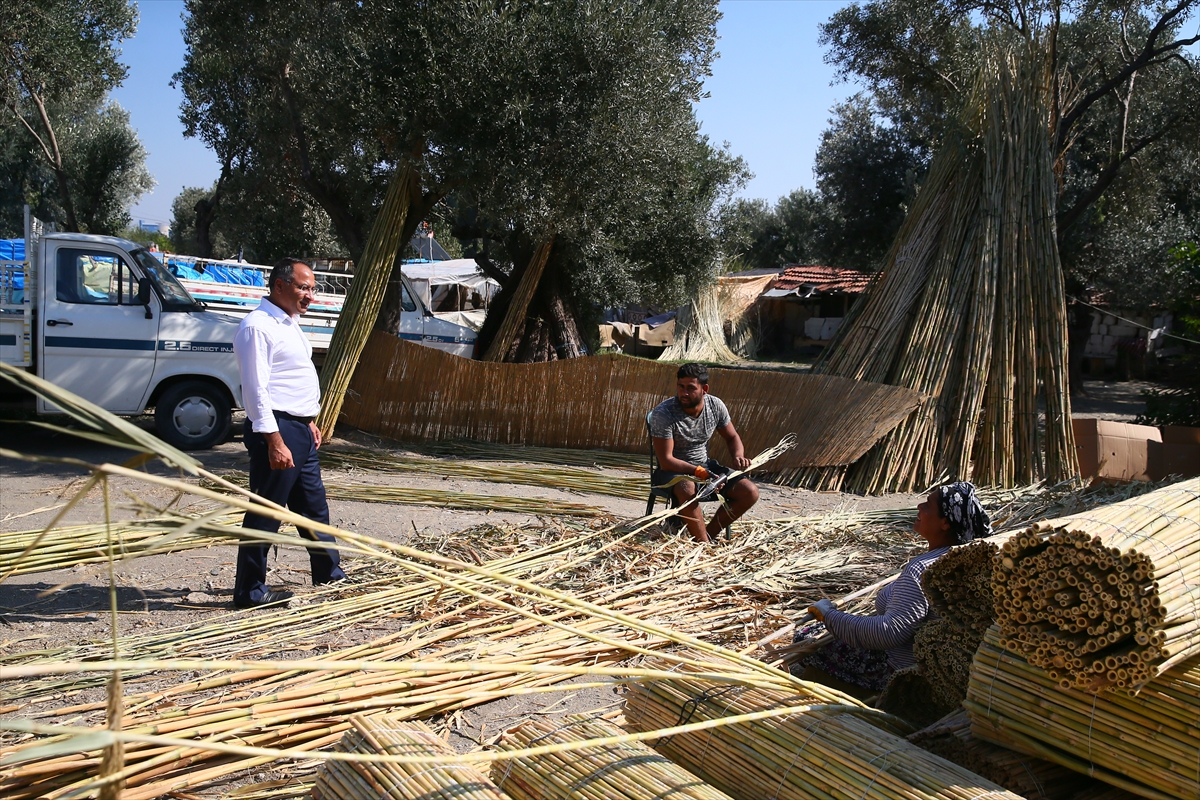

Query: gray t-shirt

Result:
[649,395,731,466]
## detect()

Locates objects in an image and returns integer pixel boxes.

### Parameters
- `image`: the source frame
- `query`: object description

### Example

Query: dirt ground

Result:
[0,414,922,758]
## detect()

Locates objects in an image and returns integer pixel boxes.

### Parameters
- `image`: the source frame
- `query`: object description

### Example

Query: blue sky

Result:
[115,0,857,228]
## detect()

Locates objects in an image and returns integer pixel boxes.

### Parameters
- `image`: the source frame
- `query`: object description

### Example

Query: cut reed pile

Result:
[623,659,1021,800]
[801,42,1075,492]
[993,478,1200,691]
[313,715,505,800]
[320,445,647,500]
[907,709,1087,800]
[206,474,612,518]
[492,714,733,800]
[340,332,922,473]
[965,625,1200,800]
[0,513,241,576]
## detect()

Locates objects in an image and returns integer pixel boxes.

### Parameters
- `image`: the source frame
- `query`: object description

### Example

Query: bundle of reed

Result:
[660,281,741,364]
[317,166,418,439]
[800,41,1075,493]
[875,666,956,728]
[483,238,554,362]
[907,709,1087,800]
[407,439,646,471]
[992,478,1200,690]
[0,513,241,575]
[912,619,983,708]
[623,659,1022,800]
[921,541,997,634]
[313,715,505,800]
[491,714,733,800]
[206,474,611,519]
[321,446,647,500]
[965,625,1200,800]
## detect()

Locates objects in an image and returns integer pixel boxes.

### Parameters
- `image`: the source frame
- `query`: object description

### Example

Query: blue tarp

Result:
[165,258,265,287]
[0,239,25,261]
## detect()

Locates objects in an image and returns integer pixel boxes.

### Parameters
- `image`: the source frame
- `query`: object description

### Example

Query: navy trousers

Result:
[233,415,344,605]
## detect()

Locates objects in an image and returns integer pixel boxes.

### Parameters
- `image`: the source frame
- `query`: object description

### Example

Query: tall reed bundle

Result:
[491,714,733,800]
[483,238,554,362]
[313,715,505,800]
[0,514,240,575]
[965,625,1200,800]
[801,42,1075,493]
[341,332,922,473]
[318,166,418,439]
[623,659,1022,800]
[660,282,741,363]
[320,446,647,499]
[993,478,1200,691]
[907,709,1086,800]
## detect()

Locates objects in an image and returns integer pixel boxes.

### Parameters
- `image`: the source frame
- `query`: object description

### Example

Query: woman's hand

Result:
[807,598,836,622]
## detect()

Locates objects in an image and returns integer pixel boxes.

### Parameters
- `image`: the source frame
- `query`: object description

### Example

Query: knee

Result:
[673,480,697,501]
[739,480,760,505]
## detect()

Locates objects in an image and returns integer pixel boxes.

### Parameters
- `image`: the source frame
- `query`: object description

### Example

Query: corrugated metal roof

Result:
[771,265,874,296]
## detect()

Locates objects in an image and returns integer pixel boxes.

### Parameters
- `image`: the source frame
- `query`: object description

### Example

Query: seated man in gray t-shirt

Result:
[649,362,760,542]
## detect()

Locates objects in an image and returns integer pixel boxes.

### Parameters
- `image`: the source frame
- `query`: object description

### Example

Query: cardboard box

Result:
[1072,418,1162,482]
[1147,441,1200,481]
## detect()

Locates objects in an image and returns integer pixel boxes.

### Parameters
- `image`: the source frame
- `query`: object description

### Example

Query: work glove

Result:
[808,598,837,621]
[694,465,710,480]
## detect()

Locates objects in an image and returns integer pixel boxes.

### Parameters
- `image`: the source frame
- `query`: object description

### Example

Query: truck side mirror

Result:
[137,277,153,318]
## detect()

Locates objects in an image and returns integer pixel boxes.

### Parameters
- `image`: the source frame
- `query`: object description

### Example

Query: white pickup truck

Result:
[0,215,477,450]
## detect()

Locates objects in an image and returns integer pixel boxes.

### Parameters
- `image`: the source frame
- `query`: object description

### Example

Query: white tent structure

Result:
[401,259,500,331]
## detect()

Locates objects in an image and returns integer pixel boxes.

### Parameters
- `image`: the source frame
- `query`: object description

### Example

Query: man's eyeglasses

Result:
[290,281,317,296]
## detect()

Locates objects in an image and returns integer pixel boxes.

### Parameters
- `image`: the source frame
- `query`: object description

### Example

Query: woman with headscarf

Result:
[796,481,992,694]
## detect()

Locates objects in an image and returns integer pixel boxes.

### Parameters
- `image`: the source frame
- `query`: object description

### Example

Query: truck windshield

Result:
[131,249,201,310]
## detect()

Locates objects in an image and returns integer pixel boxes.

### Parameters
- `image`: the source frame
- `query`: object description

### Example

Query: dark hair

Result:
[268,258,307,292]
[677,363,709,384]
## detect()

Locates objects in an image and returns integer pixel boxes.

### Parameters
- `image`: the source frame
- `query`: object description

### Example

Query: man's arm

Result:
[652,435,702,475]
[716,422,751,470]
[234,326,294,470]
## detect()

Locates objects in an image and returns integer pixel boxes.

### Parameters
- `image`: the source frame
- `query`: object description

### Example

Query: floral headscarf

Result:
[937,481,991,544]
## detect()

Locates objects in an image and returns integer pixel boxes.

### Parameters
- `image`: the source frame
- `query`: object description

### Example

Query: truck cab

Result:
[33,233,243,450]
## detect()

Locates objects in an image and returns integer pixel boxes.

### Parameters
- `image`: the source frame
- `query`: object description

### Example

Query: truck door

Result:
[396,278,425,345]
[39,245,158,414]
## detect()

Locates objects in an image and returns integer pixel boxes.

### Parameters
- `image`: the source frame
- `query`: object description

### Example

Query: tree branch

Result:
[1057,119,1178,238]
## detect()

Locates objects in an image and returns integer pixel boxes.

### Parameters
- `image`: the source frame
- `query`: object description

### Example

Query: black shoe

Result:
[234,589,294,609]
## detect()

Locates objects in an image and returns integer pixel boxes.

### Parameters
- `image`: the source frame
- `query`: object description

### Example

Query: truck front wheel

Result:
[154,381,232,450]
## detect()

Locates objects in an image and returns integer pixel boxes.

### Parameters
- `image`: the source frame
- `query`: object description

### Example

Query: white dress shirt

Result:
[234,297,321,434]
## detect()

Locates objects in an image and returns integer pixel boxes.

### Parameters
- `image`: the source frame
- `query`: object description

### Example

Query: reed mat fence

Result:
[623,659,1021,800]
[313,715,505,800]
[492,714,733,800]
[339,332,922,477]
[993,477,1200,691]
[965,625,1200,800]
[907,709,1092,800]
[800,43,1076,493]
[320,446,648,500]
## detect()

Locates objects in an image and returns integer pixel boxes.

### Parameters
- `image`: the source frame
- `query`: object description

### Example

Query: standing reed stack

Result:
[623,659,1022,800]
[907,709,1087,800]
[992,478,1200,691]
[491,714,733,800]
[313,715,505,800]
[803,42,1075,492]
[965,625,1200,800]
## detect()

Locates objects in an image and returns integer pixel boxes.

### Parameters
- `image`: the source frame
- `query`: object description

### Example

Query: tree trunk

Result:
[482,239,554,362]
[477,249,586,363]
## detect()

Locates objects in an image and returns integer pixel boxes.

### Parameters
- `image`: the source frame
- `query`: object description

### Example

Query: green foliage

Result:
[1,0,143,233]
[1138,386,1200,427]
[118,225,170,252]
[817,0,1200,302]
[175,0,741,329]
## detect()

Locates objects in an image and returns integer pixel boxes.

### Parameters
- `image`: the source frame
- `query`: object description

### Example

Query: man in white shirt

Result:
[232,258,344,608]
